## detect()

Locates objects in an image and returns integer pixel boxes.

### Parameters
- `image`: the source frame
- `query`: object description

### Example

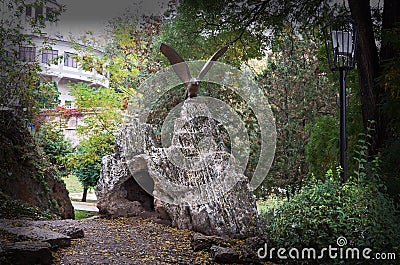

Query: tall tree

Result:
[167,0,399,146]
[67,83,122,201]
[163,0,399,182]
[348,0,394,157]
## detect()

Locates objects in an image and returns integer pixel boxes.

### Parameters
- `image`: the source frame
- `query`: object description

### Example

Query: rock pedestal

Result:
[96,99,261,238]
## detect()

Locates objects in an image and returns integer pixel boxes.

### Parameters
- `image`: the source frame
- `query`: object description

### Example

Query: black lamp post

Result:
[322,16,358,183]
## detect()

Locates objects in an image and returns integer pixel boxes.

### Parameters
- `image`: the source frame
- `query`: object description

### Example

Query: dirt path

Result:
[53,216,213,265]
[71,201,98,212]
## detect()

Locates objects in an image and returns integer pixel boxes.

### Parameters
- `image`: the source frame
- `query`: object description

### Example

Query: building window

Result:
[26,6,32,17]
[64,52,77,68]
[19,46,36,62]
[65,100,73,108]
[35,6,43,18]
[46,7,54,19]
[42,49,58,64]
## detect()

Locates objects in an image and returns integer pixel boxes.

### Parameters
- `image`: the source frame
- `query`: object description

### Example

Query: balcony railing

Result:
[40,61,109,87]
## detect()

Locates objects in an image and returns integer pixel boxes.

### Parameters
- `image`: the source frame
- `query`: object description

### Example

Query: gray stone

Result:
[0,225,70,248]
[95,121,169,222]
[95,154,157,218]
[1,241,53,265]
[211,245,241,264]
[192,232,227,251]
[240,237,267,264]
[58,226,84,239]
[146,100,261,238]
[29,219,85,239]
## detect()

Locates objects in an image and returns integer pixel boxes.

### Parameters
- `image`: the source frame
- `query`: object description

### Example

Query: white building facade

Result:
[17,0,110,145]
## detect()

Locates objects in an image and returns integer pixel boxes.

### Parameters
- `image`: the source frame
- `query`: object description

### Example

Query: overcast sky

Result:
[56,0,169,37]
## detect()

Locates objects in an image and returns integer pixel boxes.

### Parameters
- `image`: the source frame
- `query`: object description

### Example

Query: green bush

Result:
[74,209,97,220]
[35,123,72,176]
[266,169,399,263]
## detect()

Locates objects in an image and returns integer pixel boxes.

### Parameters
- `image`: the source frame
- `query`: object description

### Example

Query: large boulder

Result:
[0,218,86,264]
[97,99,261,238]
[96,121,170,223]
[146,99,260,238]
[0,241,53,265]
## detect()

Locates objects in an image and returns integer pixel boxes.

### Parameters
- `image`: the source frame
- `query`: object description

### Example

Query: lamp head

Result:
[322,16,358,71]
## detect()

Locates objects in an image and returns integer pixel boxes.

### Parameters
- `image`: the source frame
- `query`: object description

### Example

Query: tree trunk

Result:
[348,0,381,158]
[82,187,88,202]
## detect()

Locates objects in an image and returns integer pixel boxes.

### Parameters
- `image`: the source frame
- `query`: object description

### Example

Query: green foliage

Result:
[68,82,121,192]
[305,116,338,178]
[267,173,399,261]
[305,74,364,181]
[266,135,400,263]
[161,0,341,67]
[377,22,400,205]
[63,174,83,193]
[380,138,400,204]
[105,15,162,95]
[72,14,162,99]
[69,132,114,189]
[66,83,121,191]
[378,23,400,98]
[70,83,122,135]
[255,34,336,195]
[0,191,58,220]
[35,123,72,176]
[257,195,285,217]
[35,81,60,109]
[161,0,264,66]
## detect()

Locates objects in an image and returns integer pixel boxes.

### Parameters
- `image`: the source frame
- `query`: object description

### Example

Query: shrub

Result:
[35,123,72,176]
[266,130,399,264]
[266,168,399,264]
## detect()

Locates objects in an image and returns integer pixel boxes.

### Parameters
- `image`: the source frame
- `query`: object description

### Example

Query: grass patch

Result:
[74,209,97,220]
[63,174,83,193]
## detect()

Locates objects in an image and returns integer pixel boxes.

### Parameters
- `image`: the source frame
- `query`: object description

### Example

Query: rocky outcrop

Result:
[0,110,74,219]
[97,99,261,238]
[0,241,53,265]
[96,121,170,223]
[191,233,228,251]
[0,218,86,265]
[0,225,71,248]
